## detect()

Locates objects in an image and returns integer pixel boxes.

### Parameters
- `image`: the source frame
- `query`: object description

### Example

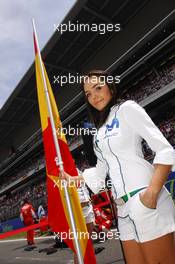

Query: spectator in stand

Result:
[123,60,175,103]
[20,198,37,246]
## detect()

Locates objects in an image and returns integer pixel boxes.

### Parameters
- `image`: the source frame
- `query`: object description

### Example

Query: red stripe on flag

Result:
[33,32,38,55]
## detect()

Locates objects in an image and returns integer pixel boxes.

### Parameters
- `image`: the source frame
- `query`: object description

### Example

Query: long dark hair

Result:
[81,70,121,129]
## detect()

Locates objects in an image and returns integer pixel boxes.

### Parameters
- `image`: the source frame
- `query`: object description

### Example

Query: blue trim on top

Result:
[107,138,127,196]
[94,135,110,175]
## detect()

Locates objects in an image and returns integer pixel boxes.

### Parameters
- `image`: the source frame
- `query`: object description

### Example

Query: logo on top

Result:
[106,118,119,132]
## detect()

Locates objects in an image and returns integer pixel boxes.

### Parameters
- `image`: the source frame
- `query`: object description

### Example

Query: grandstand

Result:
[0,0,175,234]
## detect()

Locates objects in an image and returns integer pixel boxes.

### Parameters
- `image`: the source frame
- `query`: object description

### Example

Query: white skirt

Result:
[117,187,175,242]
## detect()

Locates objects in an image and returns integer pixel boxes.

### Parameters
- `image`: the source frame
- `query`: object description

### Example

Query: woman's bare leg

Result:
[122,239,146,264]
[140,233,175,264]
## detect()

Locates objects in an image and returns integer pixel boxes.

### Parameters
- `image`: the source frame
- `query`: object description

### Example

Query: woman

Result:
[62,70,175,264]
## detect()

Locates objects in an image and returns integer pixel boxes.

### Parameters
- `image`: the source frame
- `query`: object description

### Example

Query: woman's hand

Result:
[139,188,159,209]
[60,171,84,187]
[60,170,72,182]
[139,164,171,209]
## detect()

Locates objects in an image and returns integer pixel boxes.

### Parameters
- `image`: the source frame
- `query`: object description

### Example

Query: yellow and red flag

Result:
[33,27,96,263]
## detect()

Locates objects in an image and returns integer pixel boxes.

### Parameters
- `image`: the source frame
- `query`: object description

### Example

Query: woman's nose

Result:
[91,92,97,101]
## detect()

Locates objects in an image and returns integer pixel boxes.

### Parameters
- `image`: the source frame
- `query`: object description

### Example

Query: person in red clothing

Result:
[20,198,37,245]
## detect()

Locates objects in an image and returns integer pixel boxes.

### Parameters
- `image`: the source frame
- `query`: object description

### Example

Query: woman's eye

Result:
[96,86,102,90]
[86,94,90,98]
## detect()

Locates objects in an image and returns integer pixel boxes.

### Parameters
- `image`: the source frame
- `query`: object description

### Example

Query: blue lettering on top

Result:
[106,118,119,132]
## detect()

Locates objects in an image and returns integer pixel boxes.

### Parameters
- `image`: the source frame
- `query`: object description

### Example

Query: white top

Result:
[83,100,175,198]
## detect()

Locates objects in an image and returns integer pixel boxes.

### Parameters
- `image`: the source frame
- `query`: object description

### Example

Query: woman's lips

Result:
[95,100,103,105]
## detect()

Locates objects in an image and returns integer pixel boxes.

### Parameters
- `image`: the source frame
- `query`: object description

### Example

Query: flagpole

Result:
[32,19,84,264]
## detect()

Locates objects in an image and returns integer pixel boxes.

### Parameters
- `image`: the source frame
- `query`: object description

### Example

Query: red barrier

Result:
[0,219,48,239]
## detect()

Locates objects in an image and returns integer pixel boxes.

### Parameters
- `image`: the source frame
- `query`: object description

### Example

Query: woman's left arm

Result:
[121,101,175,208]
[140,164,172,209]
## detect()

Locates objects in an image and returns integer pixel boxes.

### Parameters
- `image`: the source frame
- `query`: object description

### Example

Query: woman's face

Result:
[84,76,112,111]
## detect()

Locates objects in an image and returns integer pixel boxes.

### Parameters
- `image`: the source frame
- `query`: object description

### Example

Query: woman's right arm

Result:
[61,170,84,187]
[61,157,108,194]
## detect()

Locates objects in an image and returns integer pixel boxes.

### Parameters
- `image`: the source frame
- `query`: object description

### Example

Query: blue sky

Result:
[0,0,76,109]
